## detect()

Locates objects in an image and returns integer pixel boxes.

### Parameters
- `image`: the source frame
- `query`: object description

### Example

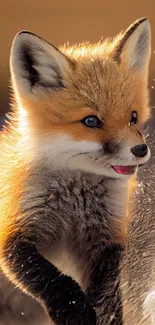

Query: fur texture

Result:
[121,123,155,325]
[0,18,151,325]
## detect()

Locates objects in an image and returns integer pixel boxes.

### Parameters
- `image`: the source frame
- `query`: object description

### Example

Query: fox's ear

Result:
[114,18,151,72]
[10,31,72,98]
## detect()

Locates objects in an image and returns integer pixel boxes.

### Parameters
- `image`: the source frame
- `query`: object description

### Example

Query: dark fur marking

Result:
[104,142,120,155]
[19,44,65,89]
[20,45,39,86]
[87,244,123,325]
[5,237,96,325]
[137,129,143,137]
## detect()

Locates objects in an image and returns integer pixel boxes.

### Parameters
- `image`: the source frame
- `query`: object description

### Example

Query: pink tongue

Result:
[112,165,135,174]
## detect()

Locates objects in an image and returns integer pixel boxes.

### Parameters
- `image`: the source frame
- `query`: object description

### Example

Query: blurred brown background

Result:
[0,0,154,124]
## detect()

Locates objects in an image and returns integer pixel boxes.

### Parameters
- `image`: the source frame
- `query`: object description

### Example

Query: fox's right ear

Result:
[10,31,73,98]
[114,18,151,74]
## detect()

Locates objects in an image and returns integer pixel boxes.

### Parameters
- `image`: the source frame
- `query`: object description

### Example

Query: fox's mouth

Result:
[111,165,137,175]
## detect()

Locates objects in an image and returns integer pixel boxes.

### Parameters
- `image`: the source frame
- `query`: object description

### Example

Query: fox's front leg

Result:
[1,233,96,325]
[86,244,123,325]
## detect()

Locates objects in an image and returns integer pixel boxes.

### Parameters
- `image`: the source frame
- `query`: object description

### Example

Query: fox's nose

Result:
[131,144,148,158]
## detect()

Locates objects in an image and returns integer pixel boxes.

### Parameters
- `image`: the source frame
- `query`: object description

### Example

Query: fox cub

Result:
[0,18,151,325]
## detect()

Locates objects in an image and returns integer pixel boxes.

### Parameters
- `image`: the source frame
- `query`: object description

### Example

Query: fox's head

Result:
[10,18,151,178]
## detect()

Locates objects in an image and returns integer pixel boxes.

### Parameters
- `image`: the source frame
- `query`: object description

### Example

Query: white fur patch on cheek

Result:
[36,134,102,166]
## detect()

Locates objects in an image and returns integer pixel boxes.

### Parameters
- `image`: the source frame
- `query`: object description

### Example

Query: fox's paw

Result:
[46,275,96,325]
[83,303,96,325]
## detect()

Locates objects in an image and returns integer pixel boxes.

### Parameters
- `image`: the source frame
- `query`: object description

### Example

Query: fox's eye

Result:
[82,115,103,128]
[130,111,137,125]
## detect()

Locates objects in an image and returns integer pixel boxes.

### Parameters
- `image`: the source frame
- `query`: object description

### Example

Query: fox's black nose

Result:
[131,144,148,158]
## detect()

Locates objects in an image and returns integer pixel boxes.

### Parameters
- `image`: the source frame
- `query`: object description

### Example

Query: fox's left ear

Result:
[10,31,73,99]
[114,18,151,73]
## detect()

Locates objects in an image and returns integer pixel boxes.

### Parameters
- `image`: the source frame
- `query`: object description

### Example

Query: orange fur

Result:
[1,23,150,250]
[0,17,151,253]
[0,123,31,257]
[18,58,149,146]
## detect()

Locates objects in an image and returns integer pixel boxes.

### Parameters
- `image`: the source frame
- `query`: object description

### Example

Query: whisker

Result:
[65,151,91,167]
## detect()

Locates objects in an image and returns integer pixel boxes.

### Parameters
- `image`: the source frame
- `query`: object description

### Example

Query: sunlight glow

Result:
[16,95,28,133]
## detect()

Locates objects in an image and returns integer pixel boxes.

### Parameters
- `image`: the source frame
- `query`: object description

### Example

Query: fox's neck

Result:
[51,169,130,222]
[101,177,130,219]
[48,170,131,243]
